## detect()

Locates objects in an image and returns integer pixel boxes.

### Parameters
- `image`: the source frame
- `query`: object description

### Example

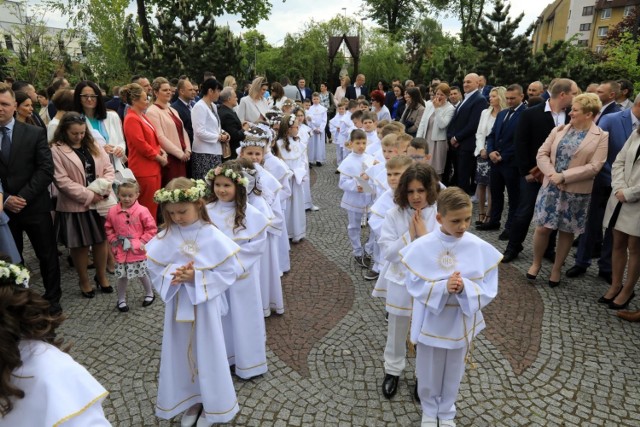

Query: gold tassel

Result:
[187,307,199,382]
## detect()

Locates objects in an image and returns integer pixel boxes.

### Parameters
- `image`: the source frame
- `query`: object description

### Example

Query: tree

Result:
[405,16,446,81]
[360,32,410,86]
[362,0,427,38]
[427,0,493,43]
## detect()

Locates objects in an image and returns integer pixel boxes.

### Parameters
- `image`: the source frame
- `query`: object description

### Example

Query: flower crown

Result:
[153,179,208,204]
[0,260,30,288]
[286,114,296,126]
[206,166,249,187]
[241,126,269,148]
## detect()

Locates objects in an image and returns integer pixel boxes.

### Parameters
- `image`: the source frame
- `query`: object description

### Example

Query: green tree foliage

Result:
[427,0,493,43]
[362,0,427,38]
[405,16,446,80]
[360,32,410,86]
[424,40,481,84]
[602,32,640,93]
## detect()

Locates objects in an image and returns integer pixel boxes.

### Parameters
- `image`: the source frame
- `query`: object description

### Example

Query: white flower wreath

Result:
[0,260,30,288]
[153,179,209,204]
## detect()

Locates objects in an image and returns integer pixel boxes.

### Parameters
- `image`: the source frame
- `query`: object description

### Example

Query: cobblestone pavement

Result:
[21,146,640,426]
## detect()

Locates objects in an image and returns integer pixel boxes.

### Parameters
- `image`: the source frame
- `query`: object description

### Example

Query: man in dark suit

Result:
[0,83,61,313]
[446,73,488,195]
[104,85,122,112]
[384,79,401,111]
[478,75,493,102]
[502,78,577,262]
[345,74,369,100]
[171,79,196,177]
[477,84,526,241]
[566,85,631,281]
[297,78,312,101]
[218,87,246,159]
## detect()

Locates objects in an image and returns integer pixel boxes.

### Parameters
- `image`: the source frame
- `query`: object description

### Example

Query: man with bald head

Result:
[527,81,544,99]
[346,74,368,100]
[445,72,488,193]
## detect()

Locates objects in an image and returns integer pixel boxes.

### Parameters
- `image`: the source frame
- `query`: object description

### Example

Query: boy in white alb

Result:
[330,100,347,167]
[307,92,328,166]
[400,187,501,426]
[337,100,360,163]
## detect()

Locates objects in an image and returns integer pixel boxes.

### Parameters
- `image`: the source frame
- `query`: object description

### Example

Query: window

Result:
[4,35,14,51]
[624,6,635,17]
[582,6,594,16]
[595,45,605,54]
[579,23,591,31]
[601,8,611,19]
[576,39,589,47]
[598,26,609,37]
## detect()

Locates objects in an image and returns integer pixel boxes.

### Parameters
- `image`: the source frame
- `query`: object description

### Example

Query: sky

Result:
[33,0,544,45]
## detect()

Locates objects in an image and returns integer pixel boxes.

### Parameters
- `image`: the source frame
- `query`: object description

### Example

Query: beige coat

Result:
[536,122,608,194]
[603,131,640,237]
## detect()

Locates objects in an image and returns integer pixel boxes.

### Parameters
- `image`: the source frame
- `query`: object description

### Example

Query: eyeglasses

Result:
[80,95,99,100]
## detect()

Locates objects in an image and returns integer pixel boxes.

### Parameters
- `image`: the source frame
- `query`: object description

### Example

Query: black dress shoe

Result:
[566,265,587,278]
[598,286,622,304]
[608,292,635,310]
[316,161,322,167]
[598,271,612,284]
[548,279,561,288]
[502,250,519,263]
[81,290,96,298]
[476,222,500,231]
[382,374,399,399]
[498,230,510,241]
[414,381,420,403]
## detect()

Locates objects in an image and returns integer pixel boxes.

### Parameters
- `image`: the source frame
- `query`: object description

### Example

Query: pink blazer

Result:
[105,201,157,263]
[536,122,608,194]
[51,143,115,212]
[145,104,191,159]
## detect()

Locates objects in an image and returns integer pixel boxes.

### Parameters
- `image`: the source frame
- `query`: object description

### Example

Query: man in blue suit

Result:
[479,75,493,102]
[477,85,526,241]
[297,77,312,101]
[446,73,488,194]
[171,79,196,177]
[566,93,639,281]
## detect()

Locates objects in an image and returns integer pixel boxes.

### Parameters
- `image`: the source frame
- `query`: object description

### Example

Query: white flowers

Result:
[205,167,250,188]
[153,179,209,204]
[0,261,30,288]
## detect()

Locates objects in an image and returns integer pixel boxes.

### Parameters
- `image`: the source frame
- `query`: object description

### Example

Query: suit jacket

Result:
[51,143,114,212]
[0,121,53,216]
[446,91,488,153]
[596,102,621,125]
[122,109,162,178]
[218,104,245,158]
[537,122,608,194]
[171,98,194,144]
[598,109,636,184]
[145,104,191,160]
[105,96,121,112]
[486,103,526,163]
[603,131,640,236]
[481,85,493,101]
[298,87,312,101]
[514,102,571,176]
[345,85,369,100]
[384,90,396,111]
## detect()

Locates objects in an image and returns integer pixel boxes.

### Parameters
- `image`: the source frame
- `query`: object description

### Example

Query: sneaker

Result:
[354,256,367,268]
[363,269,379,281]
[309,205,320,211]
[363,253,372,267]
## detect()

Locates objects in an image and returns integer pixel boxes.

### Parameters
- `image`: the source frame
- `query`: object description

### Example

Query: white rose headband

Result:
[0,260,30,288]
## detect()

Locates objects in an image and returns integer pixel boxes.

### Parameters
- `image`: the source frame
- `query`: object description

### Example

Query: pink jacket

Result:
[105,201,157,263]
[51,143,115,212]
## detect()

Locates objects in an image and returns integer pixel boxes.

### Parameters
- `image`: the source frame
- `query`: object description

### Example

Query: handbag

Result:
[529,166,544,184]
[221,132,232,159]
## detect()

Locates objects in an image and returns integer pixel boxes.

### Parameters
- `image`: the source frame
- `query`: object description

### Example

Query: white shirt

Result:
[544,99,566,127]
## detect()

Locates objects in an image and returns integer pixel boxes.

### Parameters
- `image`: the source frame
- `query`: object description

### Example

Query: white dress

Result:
[263,150,293,272]
[146,220,243,424]
[307,104,327,163]
[277,137,307,241]
[206,200,269,379]
[5,340,110,427]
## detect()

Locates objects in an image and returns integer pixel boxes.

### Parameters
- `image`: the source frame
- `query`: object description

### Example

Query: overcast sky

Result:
[34,0,543,45]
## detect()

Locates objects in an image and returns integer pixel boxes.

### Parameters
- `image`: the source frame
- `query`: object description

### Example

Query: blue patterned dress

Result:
[534,128,591,234]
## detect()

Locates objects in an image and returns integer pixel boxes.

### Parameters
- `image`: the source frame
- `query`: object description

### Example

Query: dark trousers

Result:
[443,147,457,186]
[456,150,476,195]
[9,211,61,305]
[575,182,612,273]
[506,177,556,255]
[488,160,520,230]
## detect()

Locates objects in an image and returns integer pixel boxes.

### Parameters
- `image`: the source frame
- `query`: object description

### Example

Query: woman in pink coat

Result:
[51,112,115,297]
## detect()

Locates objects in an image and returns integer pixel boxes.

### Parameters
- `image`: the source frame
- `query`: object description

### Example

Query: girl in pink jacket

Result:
[105,180,157,312]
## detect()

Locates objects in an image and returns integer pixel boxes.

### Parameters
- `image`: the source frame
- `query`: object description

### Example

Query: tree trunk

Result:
[136,0,153,49]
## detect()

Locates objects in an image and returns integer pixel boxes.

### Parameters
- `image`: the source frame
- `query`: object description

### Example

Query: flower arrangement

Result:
[0,260,30,288]
[153,179,209,203]
[205,166,250,187]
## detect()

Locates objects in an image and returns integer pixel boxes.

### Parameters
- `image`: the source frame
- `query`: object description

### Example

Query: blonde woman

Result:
[334,75,350,104]
[236,76,269,123]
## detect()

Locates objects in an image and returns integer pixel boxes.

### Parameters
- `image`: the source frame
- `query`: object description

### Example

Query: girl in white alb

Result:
[330,103,346,165]
[146,178,243,427]
[205,161,270,379]
[307,94,328,165]
[294,107,318,211]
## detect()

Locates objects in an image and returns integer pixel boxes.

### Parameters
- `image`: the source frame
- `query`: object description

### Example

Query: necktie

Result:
[504,108,515,122]
[1,126,11,163]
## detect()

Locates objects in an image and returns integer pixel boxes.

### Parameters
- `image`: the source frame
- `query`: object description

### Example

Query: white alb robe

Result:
[338,152,375,213]
[277,137,307,241]
[263,150,292,272]
[307,104,327,163]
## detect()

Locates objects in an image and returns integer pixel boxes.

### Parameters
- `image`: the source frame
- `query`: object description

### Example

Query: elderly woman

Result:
[146,77,191,185]
[236,76,269,123]
[416,83,456,179]
[51,112,115,297]
[370,90,391,122]
[122,83,168,222]
[527,93,608,287]
[390,84,406,121]
[599,127,640,310]
[399,87,425,137]
[334,75,350,104]
[191,78,229,179]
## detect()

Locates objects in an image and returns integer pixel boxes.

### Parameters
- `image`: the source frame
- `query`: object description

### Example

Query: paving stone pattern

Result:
[20,146,640,426]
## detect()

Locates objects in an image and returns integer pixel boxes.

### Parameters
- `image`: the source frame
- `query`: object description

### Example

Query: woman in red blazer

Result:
[121,83,168,222]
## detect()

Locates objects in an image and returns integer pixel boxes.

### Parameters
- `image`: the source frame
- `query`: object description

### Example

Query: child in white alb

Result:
[307,92,328,166]
[330,101,347,167]
[400,187,501,427]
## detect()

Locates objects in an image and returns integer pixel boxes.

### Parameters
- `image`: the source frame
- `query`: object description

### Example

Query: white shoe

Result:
[440,419,456,427]
[421,416,438,427]
[310,205,320,211]
[196,415,212,427]
[180,404,202,427]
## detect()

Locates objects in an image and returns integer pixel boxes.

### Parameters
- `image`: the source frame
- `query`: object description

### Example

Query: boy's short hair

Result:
[350,129,367,141]
[381,134,399,148]
[386,154,413,170]
[382,122,405,137]
[410,137,429,154]
[347,99,359,110]
[356,95,366,101]
[303,98,311,104]
[351,110,364,121]
[312,92,320,98]
[358,99,370,108]
[437,187,472,216]
[396,133,413,145]
[338,99,349,107]
[377,119,390,129]
[362,111,377,122]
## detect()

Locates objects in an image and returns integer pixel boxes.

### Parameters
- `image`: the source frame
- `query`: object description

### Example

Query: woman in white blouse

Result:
[236,76,269,124]
[190,78,230,179]
[334,76,350,104]
[474,86,506,225]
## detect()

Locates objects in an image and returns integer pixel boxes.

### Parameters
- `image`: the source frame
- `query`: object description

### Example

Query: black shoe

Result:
[502,250,519,263]
[142,295,156,307]
[81,290,96,298]
[598,271,612,284]
[382,374,399,399]
[566,265,587,278]
[414,381,420,403]
[476,222,500,231]
[363,269,379,281]
[498,230,510,241]
[608,292,635,310]
[95,276,114,293]
[117,301,129,312]
[548,279,561,288]
[335,170,340,174]
[598,286,622,304]
[526,273,537,281]
[48,302,63,316]
[316,162,322,167]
